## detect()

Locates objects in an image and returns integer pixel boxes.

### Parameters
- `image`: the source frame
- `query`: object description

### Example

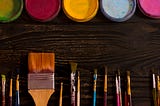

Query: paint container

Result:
[62,0,99,22]
[138,0,160,19]
[100,0,136,22]
[25,0,61,22]
[0,0,23,23]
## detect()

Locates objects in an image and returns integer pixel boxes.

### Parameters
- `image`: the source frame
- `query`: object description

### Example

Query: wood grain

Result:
[0,9,159,106]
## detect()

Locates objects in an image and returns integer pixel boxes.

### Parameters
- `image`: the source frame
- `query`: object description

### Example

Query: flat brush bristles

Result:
[28,53,55,73]
[28,53,55,90]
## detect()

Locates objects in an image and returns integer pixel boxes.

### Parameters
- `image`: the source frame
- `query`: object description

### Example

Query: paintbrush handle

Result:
[104,92,107,106]
[9,78,12,106]
[29,90,54,106]
[153,88,157,106]
[2,78,5,106]
[2,93,5,106]
[59,82,63,106]
[9,96,12,106]
[71,73,76,106]
[77,72,80,106]
[128,95,132,106]
[93,90,96,106]
[93,70,97,106]
[158,91,160,106]
[15,91,20,106]
[125,92,128,106]
[116,94,120,106]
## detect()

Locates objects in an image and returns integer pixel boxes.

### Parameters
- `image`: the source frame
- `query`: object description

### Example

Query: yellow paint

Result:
[63,0,98,22]
[0,0,14,17]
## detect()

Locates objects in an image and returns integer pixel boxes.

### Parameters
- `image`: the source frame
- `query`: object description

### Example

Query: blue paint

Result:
[100,0,136,22]
[102,0,129,18]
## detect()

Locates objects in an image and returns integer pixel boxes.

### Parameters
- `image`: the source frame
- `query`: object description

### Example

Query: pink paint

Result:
[25,0,60,21]
[138,0,160,18]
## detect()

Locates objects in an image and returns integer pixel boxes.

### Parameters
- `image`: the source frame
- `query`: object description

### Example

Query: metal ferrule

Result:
[28,73,55,89]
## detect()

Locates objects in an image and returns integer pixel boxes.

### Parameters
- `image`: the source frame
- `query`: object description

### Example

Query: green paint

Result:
[0,0,23,22]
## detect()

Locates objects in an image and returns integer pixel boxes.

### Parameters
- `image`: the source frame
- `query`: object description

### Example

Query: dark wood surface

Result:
[0,5,160,106]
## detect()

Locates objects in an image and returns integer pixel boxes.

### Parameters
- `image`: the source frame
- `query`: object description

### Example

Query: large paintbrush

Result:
[28,52,55,106]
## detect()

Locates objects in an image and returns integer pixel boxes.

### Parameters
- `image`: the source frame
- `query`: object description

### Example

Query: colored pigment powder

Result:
[63,0,98,21]
[25,0,60,21]
[102,0,130,18]
[138,0,160,17]
[0,0,23,22]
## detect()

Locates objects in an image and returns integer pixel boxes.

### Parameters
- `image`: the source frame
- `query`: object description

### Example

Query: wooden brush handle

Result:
[29,89,54,106]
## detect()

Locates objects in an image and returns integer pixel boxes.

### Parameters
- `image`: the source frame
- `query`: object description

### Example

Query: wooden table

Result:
[0,7,159,106]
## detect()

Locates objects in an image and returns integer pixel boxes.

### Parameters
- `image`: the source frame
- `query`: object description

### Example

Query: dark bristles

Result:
[94,69,97,74]
[28,53,55,73]
[127,71,130,76]
[118,69,120,76]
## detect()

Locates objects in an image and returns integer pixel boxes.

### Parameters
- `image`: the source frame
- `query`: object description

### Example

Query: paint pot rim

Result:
[25,0,61,22]
[100,0,136,22]
[137,0,160,19]
[62,0,99,22]
[0,0,23,23]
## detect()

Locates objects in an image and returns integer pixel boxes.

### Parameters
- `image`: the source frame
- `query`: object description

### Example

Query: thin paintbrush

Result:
[125,72,128,106]
[118,70,122,106]
[116,75,120,106]
[125,91,128,106]
[28,52,55,106]
[70,62,77,106]
[59,82,63,106]
[1,74,6,106]
[127,71,132,106]
[157,76,160,106]
[77,71,80,106]
[93,69,97,106]
[15,74,20,106]
[104,66,107,106]
[153,73,157,106]
[9,74,13,106]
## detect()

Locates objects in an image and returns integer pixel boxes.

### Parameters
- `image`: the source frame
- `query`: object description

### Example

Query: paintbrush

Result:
[104,66,107,106]
[1,74,6,106]
[116,75,120,106]
[118,70,122,106]
[28,52,55,106]
[157,76,160,106]
[125,72,128,106]
[59,82,63,106]
[9,73,13,106]
[77,71,80,106]
[15,74,20,106]
[93,69,97,106]
[70,62,77,106]
[127,71,132,106]
[153,73,157,106]
[125,91,128,106]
